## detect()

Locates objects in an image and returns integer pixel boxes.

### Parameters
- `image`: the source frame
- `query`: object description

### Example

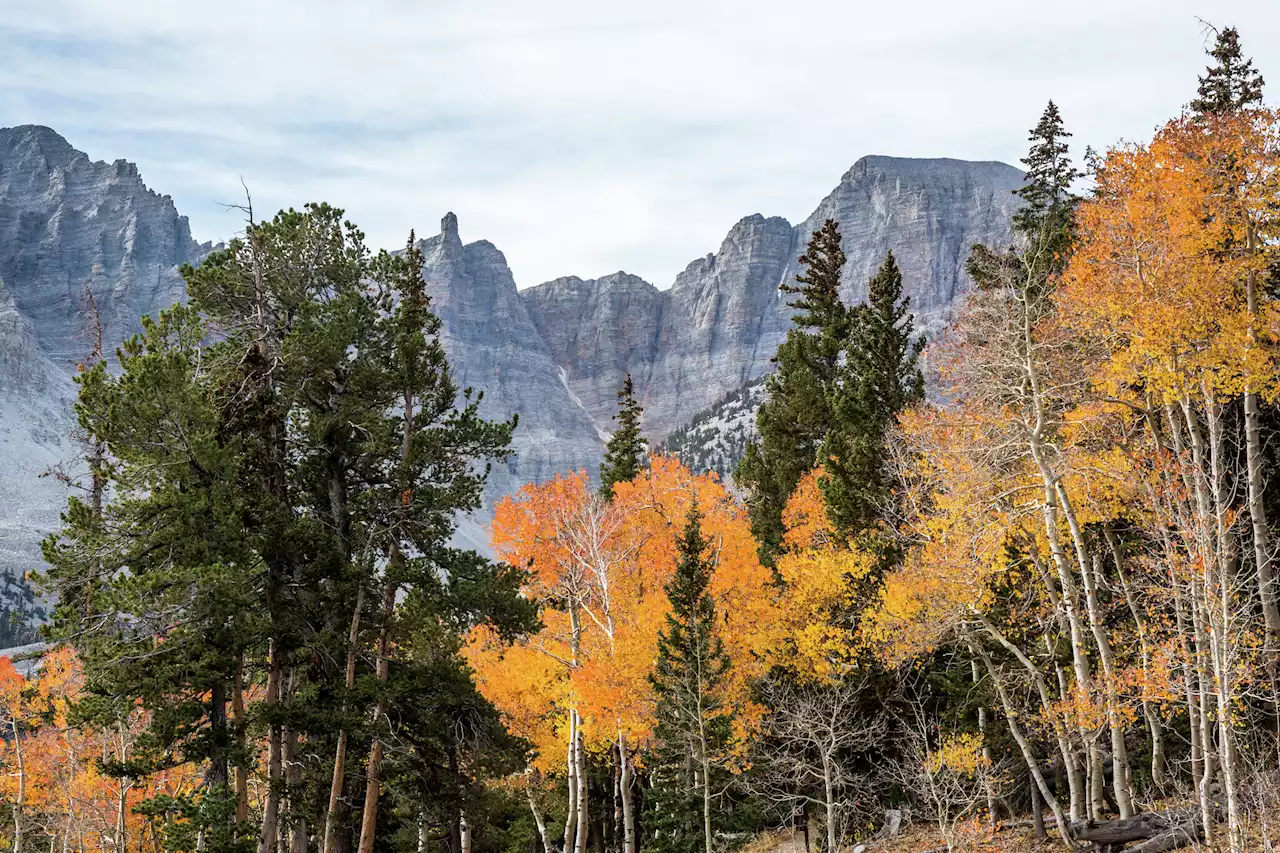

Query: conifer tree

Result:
[736,220,850,557]
[1191,25,1265,117]
[43,205,534,853]
[600,373,648,499]
[1012,100,1081,270]
[821,251,924,542]
[647,503,733,853]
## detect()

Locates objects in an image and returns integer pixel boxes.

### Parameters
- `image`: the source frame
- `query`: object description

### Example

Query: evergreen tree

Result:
[647,503,733,853]
[1191,25,1265,117]
[42,205,534,853]
[1012,100,1081,270]
[600,373,648,499]
[736,220,850,558]
[821,251,924,543]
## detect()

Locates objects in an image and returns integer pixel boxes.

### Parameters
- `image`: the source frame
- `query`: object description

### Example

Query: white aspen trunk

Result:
[574,726,589,853]
[357,585,397,853]
[618,732,636,853]
[970,660,998,827]
[1244,265,1280,653]
[971,643,1072,848]
[460,813,472,853]
[1174,592,1203,793]
[323,587,364,853]
[12,717,24,853]
[1193,583,1218,848]
[116,722,129,853]
[526,771,553,853]
[821,754,836,853]
[1108,528,1167,791]
[563,714,579,853]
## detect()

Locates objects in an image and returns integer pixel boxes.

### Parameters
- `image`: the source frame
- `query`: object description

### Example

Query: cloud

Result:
[2,0,1278,287]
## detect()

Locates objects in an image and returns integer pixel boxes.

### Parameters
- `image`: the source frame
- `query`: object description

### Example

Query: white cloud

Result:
[2,0,1278,287]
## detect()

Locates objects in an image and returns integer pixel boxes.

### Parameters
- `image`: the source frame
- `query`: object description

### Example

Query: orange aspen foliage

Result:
[470,456,778,767]
[767,469,875,681]
[1059,109,1280,403]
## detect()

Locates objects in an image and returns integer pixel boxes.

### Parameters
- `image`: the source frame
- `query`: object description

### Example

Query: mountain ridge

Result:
[0,124,1022,575]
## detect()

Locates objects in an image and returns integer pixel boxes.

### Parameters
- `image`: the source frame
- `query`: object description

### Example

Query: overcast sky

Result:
[2,1,1278,289]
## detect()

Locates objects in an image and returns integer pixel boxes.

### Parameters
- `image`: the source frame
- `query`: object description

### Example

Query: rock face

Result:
[522,156,1023,440]
[417,214,605,515]
[0,125,209,583]
[0,126,1021,578]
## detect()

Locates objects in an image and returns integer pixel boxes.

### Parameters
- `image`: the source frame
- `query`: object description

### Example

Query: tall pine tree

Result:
[43,205,534,853]
[736,219,850,557]
[647,503,734,853]
[600,373,648,499]
[821,251,924,543]
[1191,25,1265,117]
[1012,100,1081,272]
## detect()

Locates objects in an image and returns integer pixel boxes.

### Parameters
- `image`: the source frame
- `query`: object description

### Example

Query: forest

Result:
[2,23,1278,853]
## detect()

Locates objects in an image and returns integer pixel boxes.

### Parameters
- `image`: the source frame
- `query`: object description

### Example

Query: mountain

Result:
[0,125,1022,582]
[0,125,210,593]
[416,214,605,511]
[521,156,1024,442]
[655,376,767,485]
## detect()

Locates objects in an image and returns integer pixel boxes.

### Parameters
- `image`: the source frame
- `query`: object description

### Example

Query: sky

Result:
[2,1,1279,289]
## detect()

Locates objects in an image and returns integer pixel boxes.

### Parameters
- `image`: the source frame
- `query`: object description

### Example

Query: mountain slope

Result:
[0,125,210,584]
[0,125,1021,576]
[522,156,1023,441]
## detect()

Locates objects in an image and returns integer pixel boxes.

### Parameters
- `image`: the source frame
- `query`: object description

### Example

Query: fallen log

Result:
[1069,808,1202,852]
[1127,820,1202,853]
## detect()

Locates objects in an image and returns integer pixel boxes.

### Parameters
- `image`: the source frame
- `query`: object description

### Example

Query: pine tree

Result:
[1012,101,1081,268]
[821,251,924,543]
[42,205,534,853]
[600,373,648,499]
[736,220,850,558]
[647,503,733,853]
[1191,25,1265,117]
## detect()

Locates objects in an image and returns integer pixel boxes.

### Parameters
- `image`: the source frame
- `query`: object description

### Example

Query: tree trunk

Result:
[821,755,836,853]
[575,726,589,853]
[527,771,553,853]
[564,711,579,853]
[618,733,636,853]
[356,586,396,853]
[323,588,364,853]
[971,642,1072,848]
[258,640,284,853]
[233,657,250,826]
[12,717,25,853]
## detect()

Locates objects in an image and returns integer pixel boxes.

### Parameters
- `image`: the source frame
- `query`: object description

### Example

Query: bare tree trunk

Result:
[618,732,636,853]
[116,721,130,853]
[970,660,998,827]
[971,642,1072,848]
[821,755,836,853]
[233,657,250,827]
[564,711,579,853]
[323,588,364,853]
[258,641,284,853]
[527,771,553,853]
[356,586,396,853]
[12,717,25,853]
[460,813,472,853]
[575,727,589,853]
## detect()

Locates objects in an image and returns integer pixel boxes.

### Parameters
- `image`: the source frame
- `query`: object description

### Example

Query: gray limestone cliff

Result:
[522,156,1024,441]
[417,214,605,520]
[0,126,1022,578]
[0,125,209,582]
